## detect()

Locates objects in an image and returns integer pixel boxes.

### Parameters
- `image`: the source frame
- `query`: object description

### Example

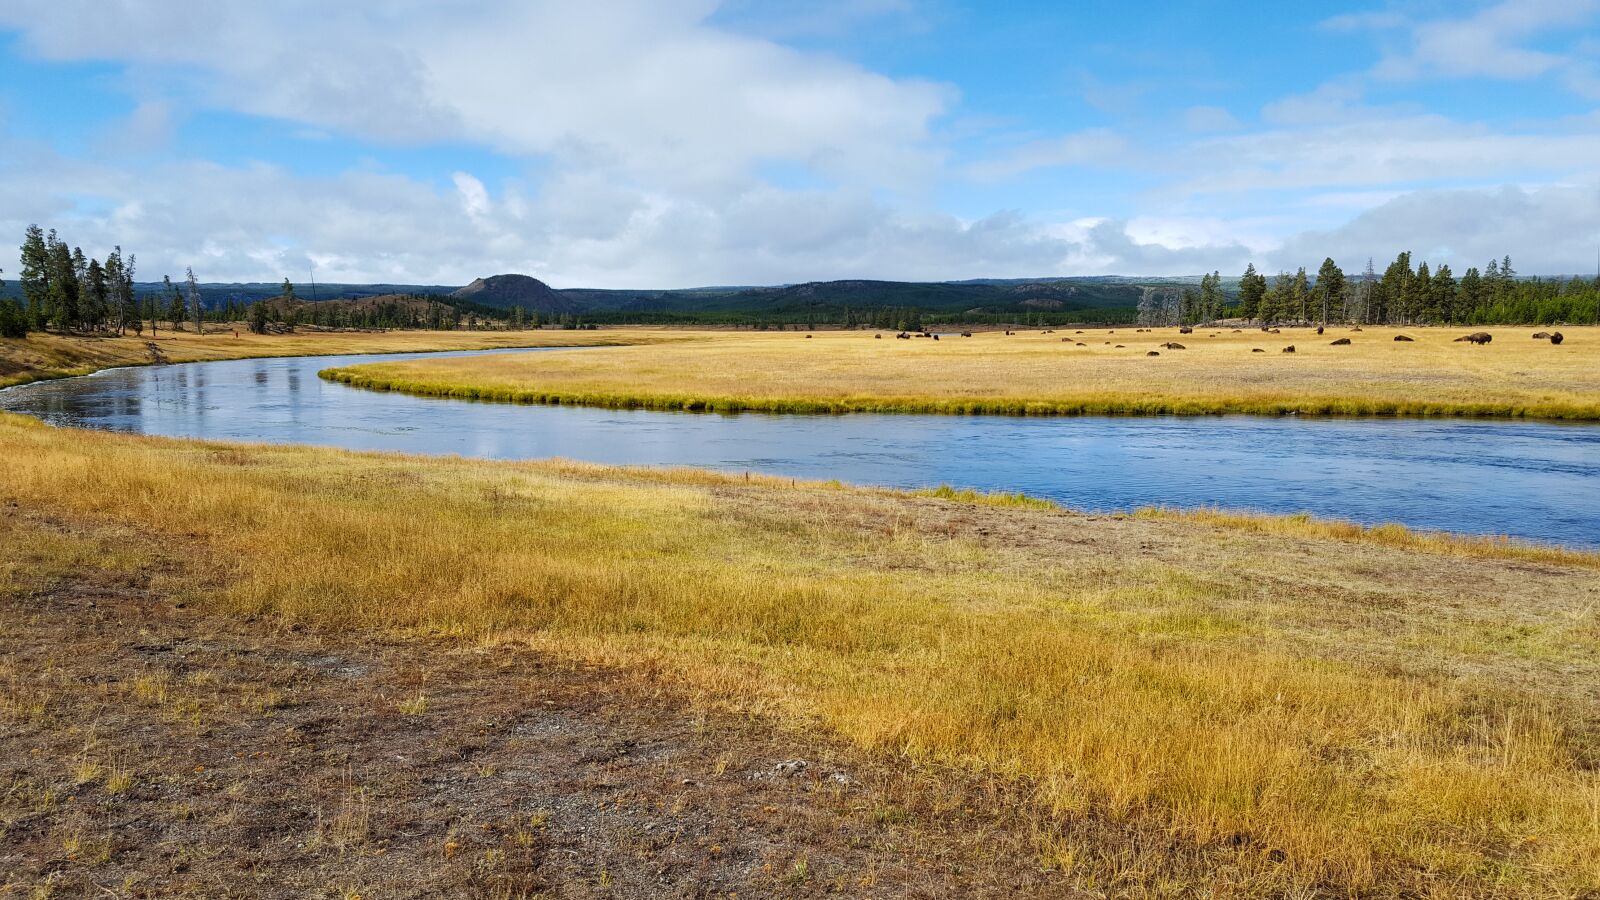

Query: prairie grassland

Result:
[0,327,687,389]
[323,325,1600,420]
[2,411,1597,897]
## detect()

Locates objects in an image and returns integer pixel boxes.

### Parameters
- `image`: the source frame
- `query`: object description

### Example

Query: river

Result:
[3,348,1597,546]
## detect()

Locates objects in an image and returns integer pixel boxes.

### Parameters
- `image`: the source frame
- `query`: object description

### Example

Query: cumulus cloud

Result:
[1271,182,1600,274]
[0,1,1596,284]
[1326,0,1600,87]
[0,1,951,194]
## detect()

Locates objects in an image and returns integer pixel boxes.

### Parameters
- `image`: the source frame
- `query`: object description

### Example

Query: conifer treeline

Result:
[1228,254,1598,327]
[7,224,1598,338]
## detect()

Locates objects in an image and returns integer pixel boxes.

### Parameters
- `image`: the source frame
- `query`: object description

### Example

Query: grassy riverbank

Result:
[0,328,688,390]
[322,325,1600,420]
[3,411,1597,897]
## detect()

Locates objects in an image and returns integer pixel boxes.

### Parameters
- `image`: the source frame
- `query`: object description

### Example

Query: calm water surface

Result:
[4,348,1598,546]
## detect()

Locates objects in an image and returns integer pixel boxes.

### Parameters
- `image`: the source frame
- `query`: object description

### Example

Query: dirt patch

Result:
[0,557,1080,898]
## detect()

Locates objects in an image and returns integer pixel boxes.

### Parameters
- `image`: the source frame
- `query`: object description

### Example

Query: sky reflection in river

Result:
[4,349,1598,546]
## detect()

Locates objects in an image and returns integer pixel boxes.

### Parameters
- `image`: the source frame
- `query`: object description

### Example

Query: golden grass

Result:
[322,325,1600,420]
[1134,506,1600,570]
[2,411,1597,897]
[0,327,689,389]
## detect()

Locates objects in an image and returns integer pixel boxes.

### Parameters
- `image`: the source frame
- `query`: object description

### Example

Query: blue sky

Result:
[0,0,1597,286]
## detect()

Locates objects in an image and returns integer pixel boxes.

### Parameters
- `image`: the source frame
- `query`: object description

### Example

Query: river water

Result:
[3,349,1597,546]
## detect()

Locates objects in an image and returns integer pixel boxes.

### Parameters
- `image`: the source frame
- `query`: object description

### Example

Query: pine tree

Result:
[1262,271,1292,324]
[1459,267,1482,321]
[165,277,186,330]
[45,231,80,330]
[18,225,49,330]
[85,258,109,331]
[1315,257,1345,326]
[1290,268,1309,323]
[1237,263,1265,322]
[1380,252,1414,324]
[1198,271,1222,322]
[248,301,270,335]
[1414,262,1432,321]
[1431,264,1456,323]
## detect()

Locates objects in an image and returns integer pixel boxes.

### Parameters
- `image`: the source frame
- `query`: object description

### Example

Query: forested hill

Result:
[442,273,1159,319]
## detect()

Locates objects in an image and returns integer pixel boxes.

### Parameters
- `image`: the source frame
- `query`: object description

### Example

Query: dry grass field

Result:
[322,325,1600,420]
[0,327,682,390]
[2,411,1597,897]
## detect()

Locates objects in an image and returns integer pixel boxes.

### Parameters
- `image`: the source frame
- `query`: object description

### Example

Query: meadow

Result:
[322,325,1600,420]
[2,410,1597,897]
[0,327,683,389]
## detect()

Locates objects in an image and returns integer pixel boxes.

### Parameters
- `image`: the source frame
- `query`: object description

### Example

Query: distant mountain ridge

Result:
[3,273,1183,320]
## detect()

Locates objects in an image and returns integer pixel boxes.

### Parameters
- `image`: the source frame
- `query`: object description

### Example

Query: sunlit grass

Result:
[321,325,1600,421]
[1,412,1598,896]
[0,327,689,389]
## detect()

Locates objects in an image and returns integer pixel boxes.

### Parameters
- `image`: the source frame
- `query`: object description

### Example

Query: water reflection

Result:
[4,348,1598,546]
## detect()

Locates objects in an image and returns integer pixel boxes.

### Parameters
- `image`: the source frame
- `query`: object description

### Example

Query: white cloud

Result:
[1271,181,1600,274]
[0,0,1597,286]
[1178,116,1600,194]
[1327,0,1600,87]
[0,1,952,194]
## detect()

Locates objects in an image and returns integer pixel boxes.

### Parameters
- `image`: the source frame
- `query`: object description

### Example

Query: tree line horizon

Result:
[3,224,1597,337]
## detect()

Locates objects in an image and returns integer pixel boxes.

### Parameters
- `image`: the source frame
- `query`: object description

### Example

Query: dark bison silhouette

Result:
[1316,326,1325,335]
[1161,342,1186,350]
[1282,345,1296,353]
[1550,332,1565,345]
[1178,326,1193,334]
[1147,350,1160,356]
[1329,337,1351,345]
[1251,348,1265,353]
[1454,332,1492,344]
[1393,335,1414,341]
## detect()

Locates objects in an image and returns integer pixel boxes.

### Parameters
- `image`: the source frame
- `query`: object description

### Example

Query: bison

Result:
[1147,350,1160,356]
[1282,345,1296,353]
[1551,332,1565,345]
[1316,326,1325,335]
[1532,332,1551,339]
[1393,335,1414,342]
[1161,342,1186,350]
[1178,326,1193,334]
[1329,337,1351,345]
[1251,348,1265,353]
[1454,332,1492,344]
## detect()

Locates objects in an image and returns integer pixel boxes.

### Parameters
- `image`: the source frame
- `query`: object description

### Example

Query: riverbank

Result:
[3,411,1597,897]
[321,325,1600,420]
[0,328,687,390]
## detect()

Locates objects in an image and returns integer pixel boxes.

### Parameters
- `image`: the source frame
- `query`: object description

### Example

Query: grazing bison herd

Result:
[858,328,1571,355]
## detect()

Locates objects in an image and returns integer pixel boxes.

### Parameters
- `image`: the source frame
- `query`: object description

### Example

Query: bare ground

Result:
[0,525,1080,899]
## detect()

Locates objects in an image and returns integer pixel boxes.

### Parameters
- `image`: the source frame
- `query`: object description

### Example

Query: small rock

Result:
[774,759,809,777]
